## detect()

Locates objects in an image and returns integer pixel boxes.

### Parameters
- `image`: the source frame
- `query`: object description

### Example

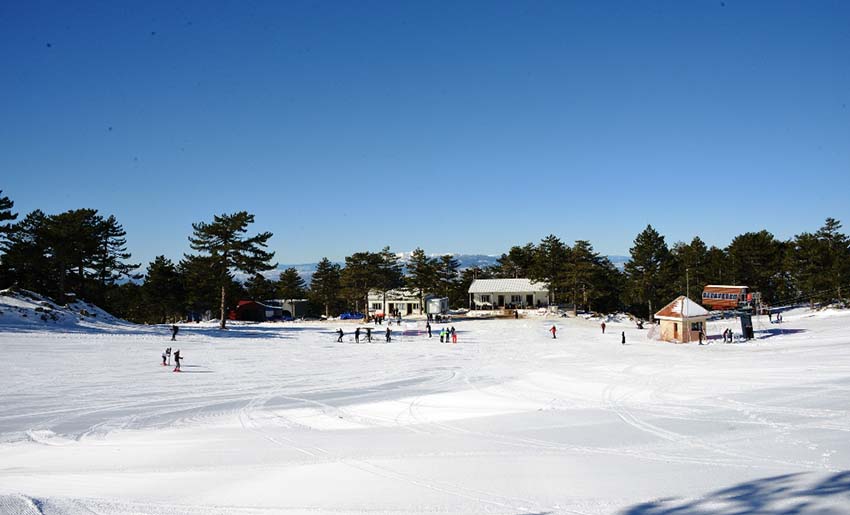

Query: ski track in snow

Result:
[2,309,850,514]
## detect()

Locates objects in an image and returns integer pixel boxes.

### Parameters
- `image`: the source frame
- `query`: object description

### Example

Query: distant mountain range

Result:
[253,253,629,283]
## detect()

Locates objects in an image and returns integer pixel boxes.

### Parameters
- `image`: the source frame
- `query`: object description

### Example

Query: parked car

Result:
[339,312,365,320]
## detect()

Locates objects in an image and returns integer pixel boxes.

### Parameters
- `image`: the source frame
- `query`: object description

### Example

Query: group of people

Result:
[336,322,459,344]
[427,313,451,323]
[161,347,182,371]
[722,328,735,343]
[338,326,395,343]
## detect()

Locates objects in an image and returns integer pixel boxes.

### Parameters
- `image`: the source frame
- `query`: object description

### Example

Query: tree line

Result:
[1,189,849,325]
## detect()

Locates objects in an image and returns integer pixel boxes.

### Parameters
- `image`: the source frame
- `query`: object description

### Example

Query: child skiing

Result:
[162,350,167,366]
[451,326,457,344]
[173,349,182,372]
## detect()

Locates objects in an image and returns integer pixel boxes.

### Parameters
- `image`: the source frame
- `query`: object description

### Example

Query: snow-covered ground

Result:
[2,299,850,514]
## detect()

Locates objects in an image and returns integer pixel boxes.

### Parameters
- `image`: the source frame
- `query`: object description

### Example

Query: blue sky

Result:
[2,0,848,267]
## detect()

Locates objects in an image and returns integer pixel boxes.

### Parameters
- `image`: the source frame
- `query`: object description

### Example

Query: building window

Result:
[480,295,490,303]
[691,322,702,331]
[371,303,382,310]
[511,295,521,303]
[413,303,419,310]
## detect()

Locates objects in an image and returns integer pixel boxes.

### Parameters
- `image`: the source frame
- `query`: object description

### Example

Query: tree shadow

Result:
[756,328,807,339]
[619,471,850,514]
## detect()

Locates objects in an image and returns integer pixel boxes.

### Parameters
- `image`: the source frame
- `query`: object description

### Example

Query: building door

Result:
[406,303,413,315]
[497,295,505,307]
[673,323,679,340]
[526,295,533,307]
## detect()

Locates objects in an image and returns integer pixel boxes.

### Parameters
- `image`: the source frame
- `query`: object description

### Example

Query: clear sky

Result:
[2,0,848,267]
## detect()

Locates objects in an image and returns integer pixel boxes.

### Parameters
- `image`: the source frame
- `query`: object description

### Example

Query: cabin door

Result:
[673,323,679,340]
[526,295,533,307]
[497,295,505,307]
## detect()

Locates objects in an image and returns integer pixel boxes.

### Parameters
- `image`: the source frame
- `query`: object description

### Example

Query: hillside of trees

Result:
[1,189,849,324]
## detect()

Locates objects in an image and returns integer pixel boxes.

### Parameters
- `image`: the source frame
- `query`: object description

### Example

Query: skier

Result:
[355,327,360,343]
[385,327,392,343]
[439,327,445,343]
[336,328,344,343]
[171,324,179,341]
[173,349,182,372]
[451,327,457,344]
[426,322,432,338]
[162,350,167,366]
[166,347,172,366]
[550,325,557,339]
[366,327,372,343]
[621,331,626,345]
[601,322,606,334]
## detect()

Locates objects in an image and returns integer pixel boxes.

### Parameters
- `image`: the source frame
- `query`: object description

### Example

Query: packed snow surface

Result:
[2,304,850,514]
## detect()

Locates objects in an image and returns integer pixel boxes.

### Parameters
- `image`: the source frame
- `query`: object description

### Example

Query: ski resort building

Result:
[368,288,432,316]
[654,296,710,343]
[467,279,549,309]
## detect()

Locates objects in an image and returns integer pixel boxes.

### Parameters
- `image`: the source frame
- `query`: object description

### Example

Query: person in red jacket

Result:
[550,325,557,339]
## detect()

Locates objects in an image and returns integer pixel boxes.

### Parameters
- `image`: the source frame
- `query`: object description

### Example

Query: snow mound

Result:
[0,288,130,330]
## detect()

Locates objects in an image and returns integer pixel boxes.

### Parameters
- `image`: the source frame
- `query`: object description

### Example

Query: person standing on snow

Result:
[166,347,172,366]
[173,349,182,372]
[171,324,179,341]
[426,322,432,338]
[601,322,606,334]
[336,328,344,343]
[621,331,626,345]
[385,327,392,342]
[550,325,557,339]
[355,327,361,343]
[162,350,167,366]
[366,327,372,343]
[439,327,445,343]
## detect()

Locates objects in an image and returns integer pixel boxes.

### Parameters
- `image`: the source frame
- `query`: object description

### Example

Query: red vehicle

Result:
[701,285,753,311]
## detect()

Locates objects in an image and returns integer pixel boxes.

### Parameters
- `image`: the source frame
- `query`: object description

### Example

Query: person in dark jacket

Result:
[173,349,182,372]
[355,327,360,343]
[385,327,392,342]
[621,331,626,345]
[171,324,179,341]
[426,322,432,338]
[336,328,344,343]
[366,327,372,343]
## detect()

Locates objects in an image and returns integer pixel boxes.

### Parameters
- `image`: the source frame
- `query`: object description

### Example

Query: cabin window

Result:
[371,303,382,310]
[691,322,702,331]
[480,295,490,303]
[511,295,521,303]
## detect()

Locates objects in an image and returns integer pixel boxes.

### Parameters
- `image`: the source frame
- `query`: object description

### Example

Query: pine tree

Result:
[406,248,438,314]
[496,244,536,278]
[670,236,711,299]
[566,240,604,312]
[624,225,672,321]
[340,251,383,315]
[93,215,141,293]
[815,218,850,301]
[187,212,275,328]
[531,235,569,306]
[142,256,185,323]
[310,257,341,317]
[377,247,405,314]
[278,267,306,315]
[435,254,460,304]
[0,190,17,239]
[0,210,52,293]
[245,273,278,302]
[726,230,784,303]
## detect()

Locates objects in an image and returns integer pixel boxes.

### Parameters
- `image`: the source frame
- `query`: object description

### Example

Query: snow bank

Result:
[0,288,129,331]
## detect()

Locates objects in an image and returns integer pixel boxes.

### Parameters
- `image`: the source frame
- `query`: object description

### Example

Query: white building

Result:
[467,279,549,309]
[368,288,431,316]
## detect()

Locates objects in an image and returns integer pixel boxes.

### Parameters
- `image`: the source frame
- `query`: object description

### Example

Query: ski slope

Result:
[1,305,850,514]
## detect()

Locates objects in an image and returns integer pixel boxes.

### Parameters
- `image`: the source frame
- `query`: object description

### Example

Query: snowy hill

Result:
[0,288,129,330]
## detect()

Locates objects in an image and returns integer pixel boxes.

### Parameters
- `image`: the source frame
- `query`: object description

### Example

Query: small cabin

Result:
[654,296,710,343]
[701,285,753,311]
